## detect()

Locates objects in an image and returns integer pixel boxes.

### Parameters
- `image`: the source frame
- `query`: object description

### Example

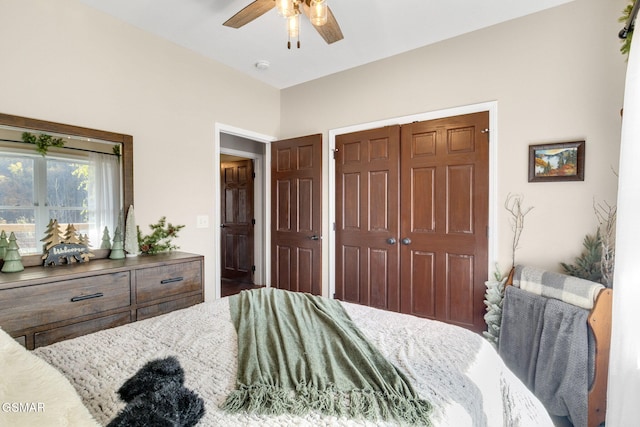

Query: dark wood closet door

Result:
[335,126,400,310]
[271,134,323,295]
[335,112,489,332]
[399,112,489,332]
[220,160,254,282]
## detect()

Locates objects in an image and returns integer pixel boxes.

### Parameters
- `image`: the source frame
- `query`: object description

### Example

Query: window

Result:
[0,149,120,254]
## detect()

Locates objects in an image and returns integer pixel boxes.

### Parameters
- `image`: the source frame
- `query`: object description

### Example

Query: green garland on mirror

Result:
[21,132,65,156]
[620,0,636,57]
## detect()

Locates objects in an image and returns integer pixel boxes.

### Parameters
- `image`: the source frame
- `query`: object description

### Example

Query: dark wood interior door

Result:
[335,112,489,332]
[221,160,254,282]
[399,112,489,332]
[335,126,401,310]
[271,134,323,295]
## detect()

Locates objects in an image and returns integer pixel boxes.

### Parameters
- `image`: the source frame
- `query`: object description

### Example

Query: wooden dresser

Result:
[0,251,204,349]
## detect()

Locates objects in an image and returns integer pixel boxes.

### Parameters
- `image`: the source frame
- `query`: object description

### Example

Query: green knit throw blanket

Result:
[221,288,432,425]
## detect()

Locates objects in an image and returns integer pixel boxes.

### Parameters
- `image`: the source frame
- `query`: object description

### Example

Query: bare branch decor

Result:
[594,200,617,287]
[505,193,534,268]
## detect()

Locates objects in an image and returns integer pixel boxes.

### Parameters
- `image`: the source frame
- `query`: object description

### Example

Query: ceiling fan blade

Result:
[223,0,275,29]
[302,3,344,44]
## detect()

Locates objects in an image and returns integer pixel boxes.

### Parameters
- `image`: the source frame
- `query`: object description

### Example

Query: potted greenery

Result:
[137,217,185,255]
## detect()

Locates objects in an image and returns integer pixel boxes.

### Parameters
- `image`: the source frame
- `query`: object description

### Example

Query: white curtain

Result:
[607,30,640,425]
[87,152,121,246]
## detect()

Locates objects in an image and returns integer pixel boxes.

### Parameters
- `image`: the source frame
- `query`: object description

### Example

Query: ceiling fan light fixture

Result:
[276,0,295,17]
[309,0,328,27]
[287,13,300,38]
[287,13,300,49]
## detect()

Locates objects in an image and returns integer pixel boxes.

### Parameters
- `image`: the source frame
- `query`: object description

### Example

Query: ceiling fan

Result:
[223,0,344,48]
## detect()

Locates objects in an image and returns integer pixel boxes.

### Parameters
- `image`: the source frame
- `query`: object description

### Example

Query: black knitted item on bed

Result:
[107,356,205,427]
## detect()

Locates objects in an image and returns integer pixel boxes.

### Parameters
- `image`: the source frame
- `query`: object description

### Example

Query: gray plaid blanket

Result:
[512,265,604,309]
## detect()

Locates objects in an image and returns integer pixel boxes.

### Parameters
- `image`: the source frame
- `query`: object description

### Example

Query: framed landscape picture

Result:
[528,141,585,182]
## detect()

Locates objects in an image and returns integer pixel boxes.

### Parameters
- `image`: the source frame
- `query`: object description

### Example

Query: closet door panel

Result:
[335,126,400,311]
[400,112,489,332]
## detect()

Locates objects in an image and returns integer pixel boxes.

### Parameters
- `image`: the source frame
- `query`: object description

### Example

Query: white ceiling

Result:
[79,0,574,89]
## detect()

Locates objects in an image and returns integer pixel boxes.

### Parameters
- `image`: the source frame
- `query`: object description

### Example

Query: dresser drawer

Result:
[34,311,131,348]
[135,261,202,303]
[0,271,131,333]
[137,294,203,321]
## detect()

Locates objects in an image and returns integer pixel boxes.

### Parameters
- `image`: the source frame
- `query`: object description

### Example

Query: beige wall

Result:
[280,0,627,283]
[0,0,280,299]
[0,0,627,299]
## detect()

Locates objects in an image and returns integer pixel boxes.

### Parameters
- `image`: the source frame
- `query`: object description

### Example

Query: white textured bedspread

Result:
[34,298,552,426]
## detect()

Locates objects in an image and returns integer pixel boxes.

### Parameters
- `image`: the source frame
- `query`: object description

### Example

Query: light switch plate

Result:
[196,215,209,228]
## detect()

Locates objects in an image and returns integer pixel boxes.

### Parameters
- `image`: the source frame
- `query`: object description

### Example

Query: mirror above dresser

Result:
[0,113,133,266]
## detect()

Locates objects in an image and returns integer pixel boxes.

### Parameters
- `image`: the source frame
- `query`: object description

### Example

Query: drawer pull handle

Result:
[161,276,184,285]
[71,292,104,302]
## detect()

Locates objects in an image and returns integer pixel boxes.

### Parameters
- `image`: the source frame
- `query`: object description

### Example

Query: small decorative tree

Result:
[124,205,138,256]
[0,230,8,259]
[100,227,112,250]
[109,226,126,260]
[41,219,64,252]
[63,224,81,244]
[1,232,24,273]
[483,264,506,349]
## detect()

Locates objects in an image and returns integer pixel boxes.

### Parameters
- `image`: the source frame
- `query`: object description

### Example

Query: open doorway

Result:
[214,125,274,299]
[220,156,260,296]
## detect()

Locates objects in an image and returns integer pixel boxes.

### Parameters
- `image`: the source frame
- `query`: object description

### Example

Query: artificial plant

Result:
[619,0,637,57]
[21,132,65,156]
[137,217,185,255]
[561,201,616,287]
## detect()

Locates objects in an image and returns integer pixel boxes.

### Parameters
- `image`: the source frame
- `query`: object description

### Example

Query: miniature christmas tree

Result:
[117,211,124,238]
[109,226,126,260]
[63,224,81,244]
[80,234,94,262]
[1,232,24,273]
[124,205,139,256]
[0,230,8,260]
[100,227,112,249]
[41,219,64,251]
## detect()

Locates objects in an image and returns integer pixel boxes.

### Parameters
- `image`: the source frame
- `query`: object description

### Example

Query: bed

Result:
[16,290,553,426]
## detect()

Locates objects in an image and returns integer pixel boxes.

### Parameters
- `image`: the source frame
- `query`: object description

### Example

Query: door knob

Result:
[309,235,322,240]
[386,237,397,245]
[220,224,227,228]
[401,237,412,245]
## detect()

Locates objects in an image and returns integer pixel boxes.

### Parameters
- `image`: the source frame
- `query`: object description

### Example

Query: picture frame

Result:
[528,141,585,182]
